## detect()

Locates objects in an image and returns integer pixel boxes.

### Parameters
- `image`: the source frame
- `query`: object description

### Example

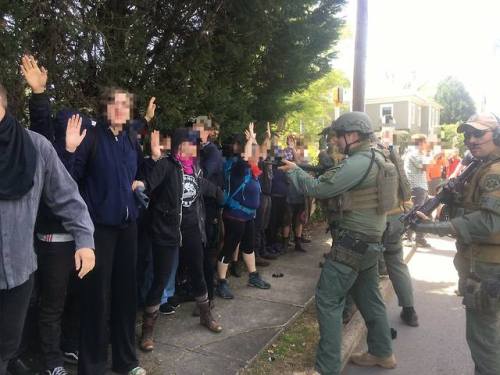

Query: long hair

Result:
[0,83,8,108]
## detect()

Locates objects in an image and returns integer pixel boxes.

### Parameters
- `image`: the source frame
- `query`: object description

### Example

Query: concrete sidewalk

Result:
[343,236,474,375]
[137,225,332,375]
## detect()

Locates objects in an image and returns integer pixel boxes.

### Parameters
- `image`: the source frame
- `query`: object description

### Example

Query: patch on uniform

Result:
[482,174,500,192]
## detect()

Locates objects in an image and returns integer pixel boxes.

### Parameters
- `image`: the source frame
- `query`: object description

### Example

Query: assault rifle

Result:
[400,159,482,228]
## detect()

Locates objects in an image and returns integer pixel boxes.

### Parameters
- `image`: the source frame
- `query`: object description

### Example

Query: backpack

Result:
[223,158,259,217]
[385,145,412,203]
[372,148,399,214]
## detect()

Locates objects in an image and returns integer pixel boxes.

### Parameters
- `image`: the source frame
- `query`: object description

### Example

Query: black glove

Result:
[412,221,456,237]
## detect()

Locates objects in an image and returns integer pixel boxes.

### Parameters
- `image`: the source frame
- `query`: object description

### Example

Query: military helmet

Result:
[330,111,374,135]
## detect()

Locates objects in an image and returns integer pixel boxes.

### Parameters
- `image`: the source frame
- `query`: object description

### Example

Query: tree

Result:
[434,76,476,124]
[0,0,346,133]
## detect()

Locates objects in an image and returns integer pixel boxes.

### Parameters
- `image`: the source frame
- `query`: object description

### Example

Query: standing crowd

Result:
[1,55,316,375]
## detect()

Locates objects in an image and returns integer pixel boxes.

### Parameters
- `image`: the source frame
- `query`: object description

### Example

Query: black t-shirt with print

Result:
[181,172,199,228]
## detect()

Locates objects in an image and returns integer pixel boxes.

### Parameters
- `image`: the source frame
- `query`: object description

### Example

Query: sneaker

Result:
[159,303,176,315]
[216,279,234,299]
[62,350,78,364]
[44,367,68,375]
[350,352,396,369]
[300,237,312,244]
[128,367,147,375]
[248,272,271,289]
[400,307,419,327]
[167,296,180,309]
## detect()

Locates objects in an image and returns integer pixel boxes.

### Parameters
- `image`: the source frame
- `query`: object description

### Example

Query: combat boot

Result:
[350,352,397,369]
[197,297,223,333]
[400,306,419,327]
[140,310,159,352]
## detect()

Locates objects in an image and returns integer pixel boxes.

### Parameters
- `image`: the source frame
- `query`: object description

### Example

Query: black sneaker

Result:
[300,237,312,243]
[159,302,176,315]
[216,279,234,299]
[415,238,430,248]
[44,367,68,375]
[167,296,180,309]
[248,272,271,289]
[62,350,78,364]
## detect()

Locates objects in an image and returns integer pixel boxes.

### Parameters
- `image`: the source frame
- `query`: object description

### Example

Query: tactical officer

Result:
[414,113,500,375]
[283,112,396,375]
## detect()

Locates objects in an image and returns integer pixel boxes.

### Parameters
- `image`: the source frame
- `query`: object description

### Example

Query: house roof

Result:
[366,94,443,109]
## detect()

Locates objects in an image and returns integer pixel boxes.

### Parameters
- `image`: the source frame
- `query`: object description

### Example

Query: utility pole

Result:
[352,0,368,112]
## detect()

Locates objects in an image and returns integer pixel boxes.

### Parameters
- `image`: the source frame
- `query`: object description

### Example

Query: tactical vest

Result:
[460,156,500,263]
[326,148,399,221]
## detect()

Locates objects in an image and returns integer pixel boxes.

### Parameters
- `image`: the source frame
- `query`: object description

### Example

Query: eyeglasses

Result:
[463,129,491,139]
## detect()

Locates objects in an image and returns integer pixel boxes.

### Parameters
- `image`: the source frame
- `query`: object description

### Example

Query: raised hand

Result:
[145,97,156,122]
[66,115,87,153]
[20,55,48,94]
[266,122,271,139]
[150,130,162,161]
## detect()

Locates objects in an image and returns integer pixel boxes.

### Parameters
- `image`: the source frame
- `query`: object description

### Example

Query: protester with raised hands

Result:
[0,79,95,375]
[216,123,271,300]
[20,55,91,375]
[61,87,147,375]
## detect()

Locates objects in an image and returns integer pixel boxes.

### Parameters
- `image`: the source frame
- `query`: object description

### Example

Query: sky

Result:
[333,0,500,113]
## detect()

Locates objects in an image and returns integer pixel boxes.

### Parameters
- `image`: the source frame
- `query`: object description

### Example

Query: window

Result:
[379,104,394,124]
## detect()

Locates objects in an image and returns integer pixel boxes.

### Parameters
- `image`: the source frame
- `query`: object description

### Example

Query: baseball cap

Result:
[458,113,500,133]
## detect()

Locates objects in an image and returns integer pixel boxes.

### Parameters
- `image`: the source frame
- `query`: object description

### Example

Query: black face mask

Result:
[0,113,37,200]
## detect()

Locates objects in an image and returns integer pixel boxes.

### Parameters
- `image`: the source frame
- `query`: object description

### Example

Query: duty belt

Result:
[331,227,381,244]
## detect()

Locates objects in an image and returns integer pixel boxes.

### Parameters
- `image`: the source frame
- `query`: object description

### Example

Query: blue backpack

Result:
[223,158,259,217]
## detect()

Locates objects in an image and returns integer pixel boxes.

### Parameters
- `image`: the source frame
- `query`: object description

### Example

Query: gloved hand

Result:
[411,221,456,237]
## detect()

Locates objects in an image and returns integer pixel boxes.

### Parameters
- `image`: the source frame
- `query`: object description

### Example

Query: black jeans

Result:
[204,200,219,300]
[144,242,179,307]
[267,195,287,245]
[255,195,272,255]
[0,275,34,375]
[179,223,208,298]
[36,240,80,369]
[78,223,139,375]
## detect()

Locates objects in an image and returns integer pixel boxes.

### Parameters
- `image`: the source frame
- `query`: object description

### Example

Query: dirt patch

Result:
[242,302,319,375]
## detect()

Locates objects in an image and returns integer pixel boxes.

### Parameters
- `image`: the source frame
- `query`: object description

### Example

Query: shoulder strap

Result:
[351,149,376,191]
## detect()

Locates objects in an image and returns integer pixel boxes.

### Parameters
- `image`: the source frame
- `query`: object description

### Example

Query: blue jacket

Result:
[63,122,142,226]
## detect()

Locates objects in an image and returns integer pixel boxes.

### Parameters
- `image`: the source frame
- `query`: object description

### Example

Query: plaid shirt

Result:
[404,149,428,190]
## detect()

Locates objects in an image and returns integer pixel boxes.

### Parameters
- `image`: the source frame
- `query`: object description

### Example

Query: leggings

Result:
[218,217,255,263]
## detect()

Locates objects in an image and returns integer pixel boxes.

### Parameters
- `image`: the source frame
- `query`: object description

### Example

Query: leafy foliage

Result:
[434,76,476,124]
[439,123,466,155]
[0,0,345,133]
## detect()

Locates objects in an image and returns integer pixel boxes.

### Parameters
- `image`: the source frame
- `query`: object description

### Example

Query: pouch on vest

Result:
[463,277,500,313]
[329,231,369,271]
[373,149,399,214]
[387,146,412,203]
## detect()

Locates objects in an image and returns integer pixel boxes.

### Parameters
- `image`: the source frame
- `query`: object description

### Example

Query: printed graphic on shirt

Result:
[182,174,199,208]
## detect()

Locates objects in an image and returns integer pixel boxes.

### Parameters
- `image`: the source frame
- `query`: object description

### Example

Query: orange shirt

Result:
[427,156,447,180]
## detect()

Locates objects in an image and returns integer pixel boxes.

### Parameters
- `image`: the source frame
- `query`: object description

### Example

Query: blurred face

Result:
[287,137,295,148]
[107,91,132,126]
[232,142,243,155]
[417,140,427,152]
[463,127,496,159]
[178,141,197,158]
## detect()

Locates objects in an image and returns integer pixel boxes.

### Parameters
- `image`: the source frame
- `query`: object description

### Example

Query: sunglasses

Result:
[463,129,490,139]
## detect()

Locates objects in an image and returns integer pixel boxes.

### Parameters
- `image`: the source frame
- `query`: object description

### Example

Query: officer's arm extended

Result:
[286,156,370,199]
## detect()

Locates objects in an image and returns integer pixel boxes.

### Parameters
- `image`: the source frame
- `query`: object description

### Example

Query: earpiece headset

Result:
[492,113,500,146]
